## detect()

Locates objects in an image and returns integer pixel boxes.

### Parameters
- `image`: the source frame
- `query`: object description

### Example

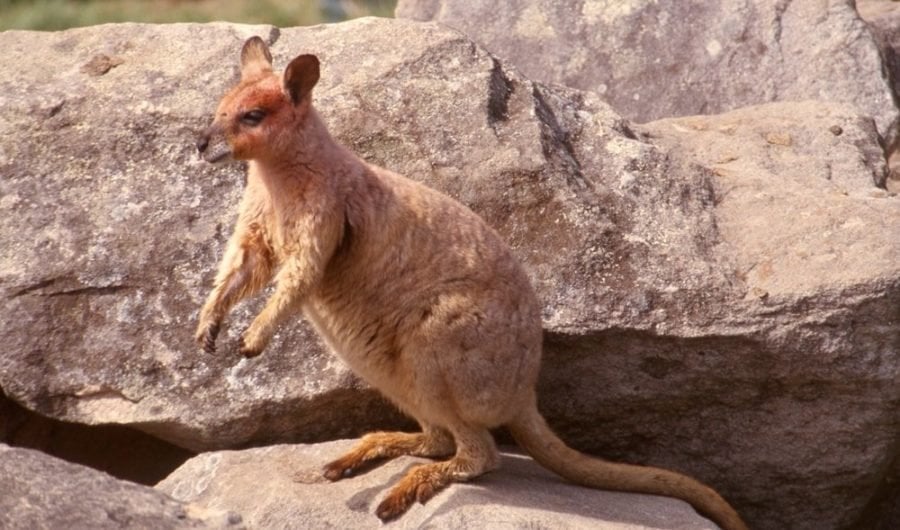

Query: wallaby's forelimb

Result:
[195,221,274,353]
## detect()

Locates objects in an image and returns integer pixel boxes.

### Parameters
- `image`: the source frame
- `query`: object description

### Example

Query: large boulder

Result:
[395,0,899,144]
[156,440,717,529]
[0,18,730,451]
[1,17,898,530]
[0,21,415,453]
[632,102,899,529]
[0,443,241,529]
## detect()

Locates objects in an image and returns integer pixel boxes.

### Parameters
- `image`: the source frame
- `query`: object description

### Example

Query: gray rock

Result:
[1,390,192,485]
[858,0,900,192]
[156,440,717,529]
[0,443,240,529]
[396,0,899,144]
[0,21,414,453]
[858,0,900,90]
[632,101,899,530]
[0,17,728,451]
[1,17,898,530]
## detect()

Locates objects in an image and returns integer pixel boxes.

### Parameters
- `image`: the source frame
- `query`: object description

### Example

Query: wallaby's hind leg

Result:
[375,426,498,522]
[323,426,455,481]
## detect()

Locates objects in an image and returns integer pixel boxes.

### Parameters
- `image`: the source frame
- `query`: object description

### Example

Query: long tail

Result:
[507,405,748,530]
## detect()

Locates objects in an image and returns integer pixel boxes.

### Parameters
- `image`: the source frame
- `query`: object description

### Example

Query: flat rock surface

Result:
[157,440,717,529]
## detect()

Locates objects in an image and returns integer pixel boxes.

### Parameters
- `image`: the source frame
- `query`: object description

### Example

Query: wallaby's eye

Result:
[240,109,266,126]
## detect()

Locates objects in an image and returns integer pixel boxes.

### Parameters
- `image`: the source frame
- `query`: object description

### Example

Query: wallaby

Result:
[194,36,748,530]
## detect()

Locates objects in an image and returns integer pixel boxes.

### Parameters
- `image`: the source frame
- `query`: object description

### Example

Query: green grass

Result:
[0,0,396,31]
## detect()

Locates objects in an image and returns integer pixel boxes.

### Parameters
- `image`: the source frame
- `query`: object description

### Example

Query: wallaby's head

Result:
[196,37,320,164]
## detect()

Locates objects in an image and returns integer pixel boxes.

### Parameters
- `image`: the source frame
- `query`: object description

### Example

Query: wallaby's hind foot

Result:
[375,461,452,521]
[323,428,455,481]
[375,427,498,521]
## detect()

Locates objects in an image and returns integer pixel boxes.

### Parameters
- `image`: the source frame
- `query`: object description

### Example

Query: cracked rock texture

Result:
[859,0,900,98]
[0,15,898,530]
[156,440,716,529]
[858,0,900,193]
[396,0,899,145]
[0,443,241,529]
[1,390,192,485]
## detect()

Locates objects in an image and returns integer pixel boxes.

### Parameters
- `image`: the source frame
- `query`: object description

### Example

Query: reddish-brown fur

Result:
[194,37,748,530]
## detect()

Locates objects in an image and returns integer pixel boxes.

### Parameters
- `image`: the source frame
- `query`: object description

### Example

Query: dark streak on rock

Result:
[487,57,513,127]
[47,101,65,118]
[10,278,59,298]
[615,120,639,140]
[531,84,590,191]
[772,0,793,48]
[9,280,132,298]
[46,285,132,297]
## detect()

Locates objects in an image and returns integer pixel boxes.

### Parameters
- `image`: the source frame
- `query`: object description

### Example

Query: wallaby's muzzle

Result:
[196,124,231,163]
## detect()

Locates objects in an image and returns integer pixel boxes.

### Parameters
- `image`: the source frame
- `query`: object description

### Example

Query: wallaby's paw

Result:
[375,488,416,521]
[375,465,443,522]
[322,457,355,481]
[322,452,385,481]
[195,321,220,354]
[238,328,268,358]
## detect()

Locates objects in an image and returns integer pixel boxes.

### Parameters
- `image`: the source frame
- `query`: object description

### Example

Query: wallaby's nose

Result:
[196,133,209,154]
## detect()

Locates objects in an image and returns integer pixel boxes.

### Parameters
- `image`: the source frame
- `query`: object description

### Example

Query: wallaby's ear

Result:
[283,54,320,105]
[240,36,273,80]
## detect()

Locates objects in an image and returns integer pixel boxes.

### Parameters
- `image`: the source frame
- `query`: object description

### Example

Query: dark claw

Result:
[201,322,220,354]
